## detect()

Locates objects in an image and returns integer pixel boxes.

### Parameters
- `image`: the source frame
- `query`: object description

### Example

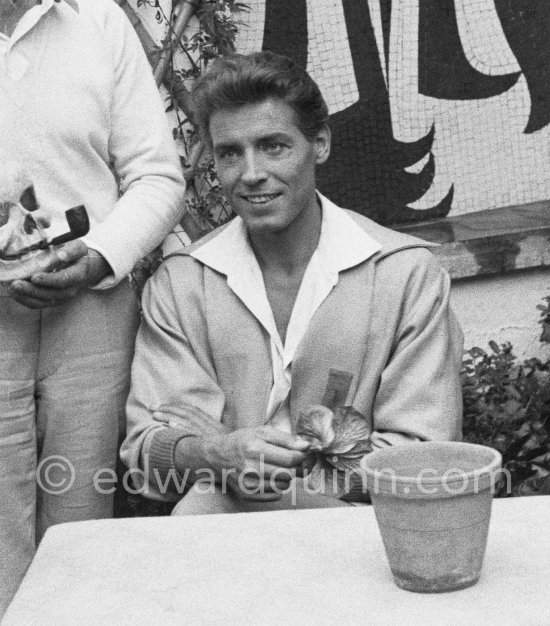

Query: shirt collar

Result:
[8,0,78,48]
[189,214,253,279]
[40,0,79,12]
[189,192,382,279]
[315,192,382,277]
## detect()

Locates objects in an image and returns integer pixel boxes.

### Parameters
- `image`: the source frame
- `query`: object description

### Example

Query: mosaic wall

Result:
[232,0,550,226]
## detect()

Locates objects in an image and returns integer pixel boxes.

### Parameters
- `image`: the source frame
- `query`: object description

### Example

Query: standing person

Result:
[0,0,185,613]
[121,51,463,514]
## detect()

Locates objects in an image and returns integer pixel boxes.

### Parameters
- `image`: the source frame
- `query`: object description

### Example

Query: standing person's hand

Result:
[9,241,112,309]
[196,426,311,502]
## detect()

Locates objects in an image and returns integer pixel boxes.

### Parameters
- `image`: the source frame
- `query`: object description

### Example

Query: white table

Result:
[4,497,550,625]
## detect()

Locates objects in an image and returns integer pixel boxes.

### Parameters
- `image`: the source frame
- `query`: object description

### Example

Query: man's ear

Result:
[313,125,331,165]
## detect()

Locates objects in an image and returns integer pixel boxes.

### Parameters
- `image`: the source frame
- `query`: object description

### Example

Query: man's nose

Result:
[241,152,267,185]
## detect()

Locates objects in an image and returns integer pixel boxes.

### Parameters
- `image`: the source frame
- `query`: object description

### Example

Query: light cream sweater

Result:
[0,0,185,286]
[121,198,464,502]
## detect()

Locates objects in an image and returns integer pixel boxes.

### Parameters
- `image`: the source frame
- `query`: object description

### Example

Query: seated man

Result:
[121,51,463,513]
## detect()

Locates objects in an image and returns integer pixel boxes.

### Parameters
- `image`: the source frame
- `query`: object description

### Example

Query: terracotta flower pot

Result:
[362,441,502,593]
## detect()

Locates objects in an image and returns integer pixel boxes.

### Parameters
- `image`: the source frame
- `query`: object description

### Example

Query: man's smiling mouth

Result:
[241,193,280,205]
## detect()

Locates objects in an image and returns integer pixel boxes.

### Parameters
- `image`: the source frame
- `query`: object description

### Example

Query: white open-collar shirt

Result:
[190,194,382,432]
[0,0,78,80]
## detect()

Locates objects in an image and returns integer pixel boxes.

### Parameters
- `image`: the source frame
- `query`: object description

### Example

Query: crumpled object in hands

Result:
[296,405,372,496]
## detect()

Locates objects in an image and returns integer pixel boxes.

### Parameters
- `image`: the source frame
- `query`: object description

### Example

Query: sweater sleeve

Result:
[120,260,228,501]
[82,1,185,287]
[370,251,464,448]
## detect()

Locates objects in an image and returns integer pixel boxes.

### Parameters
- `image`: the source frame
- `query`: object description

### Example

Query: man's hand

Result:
[9,241,112,309]
[199,426,311,502]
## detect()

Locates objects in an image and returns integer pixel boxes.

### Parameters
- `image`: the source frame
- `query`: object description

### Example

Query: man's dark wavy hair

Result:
[191,51,329,143]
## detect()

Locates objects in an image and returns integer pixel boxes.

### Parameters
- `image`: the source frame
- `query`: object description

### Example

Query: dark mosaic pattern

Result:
[419,0,520,100]
[233,0,550,226]
[494,0,550,133]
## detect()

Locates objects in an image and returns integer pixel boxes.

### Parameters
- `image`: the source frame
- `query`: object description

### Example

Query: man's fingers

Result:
[242,462,295,481]
[261,426,311,452]
[37,240,88,274]
[29,246,110,291]
[9,279,77,308]
[8,292,51,310]
[230,427,310,469]
[7,243,104,311]
[54,240,88,264]
[30,257,87,289]
[294,463,308,479]
[259,442,309,469]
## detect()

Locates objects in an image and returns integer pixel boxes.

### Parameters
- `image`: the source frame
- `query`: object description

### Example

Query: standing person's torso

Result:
[0,0,120,237]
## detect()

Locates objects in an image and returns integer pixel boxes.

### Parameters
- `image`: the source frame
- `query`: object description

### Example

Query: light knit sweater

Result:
[0,0,185,286]
[121,196,464,502]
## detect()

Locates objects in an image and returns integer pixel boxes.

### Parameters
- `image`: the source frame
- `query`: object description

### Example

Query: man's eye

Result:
[262,142,286,155]
[217,149,239,162]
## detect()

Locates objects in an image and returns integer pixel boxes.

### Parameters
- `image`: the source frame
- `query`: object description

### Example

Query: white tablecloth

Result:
[3,497,549,625]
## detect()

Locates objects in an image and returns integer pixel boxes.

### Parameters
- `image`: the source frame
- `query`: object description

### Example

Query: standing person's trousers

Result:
[0,280,140,615]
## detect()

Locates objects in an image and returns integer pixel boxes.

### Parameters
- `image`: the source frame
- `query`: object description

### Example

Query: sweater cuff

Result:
[148,428,188,490]
[82,239,127,289]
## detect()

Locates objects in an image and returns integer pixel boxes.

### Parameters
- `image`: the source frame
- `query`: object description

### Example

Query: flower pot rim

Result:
[362,441,502,486]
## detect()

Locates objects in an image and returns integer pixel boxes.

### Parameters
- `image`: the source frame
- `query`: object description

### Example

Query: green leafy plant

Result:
[537,294,550,343]
[461,298,550,497]
[172,0,249,233]
[125,0,248,297]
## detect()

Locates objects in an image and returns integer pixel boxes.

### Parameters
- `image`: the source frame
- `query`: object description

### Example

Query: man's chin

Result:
[243,221,285,237]
[236,210,286,234]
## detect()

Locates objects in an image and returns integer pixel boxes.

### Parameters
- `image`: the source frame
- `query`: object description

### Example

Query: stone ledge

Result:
[395,201,550,280]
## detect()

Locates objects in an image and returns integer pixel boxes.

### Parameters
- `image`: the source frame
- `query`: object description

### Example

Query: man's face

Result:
[209,97,330,234]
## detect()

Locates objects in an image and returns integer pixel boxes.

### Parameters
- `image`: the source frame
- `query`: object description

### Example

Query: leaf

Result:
[327,407,372,456]
[540,475,550,495]
[514,423,531,438]
[302,449,318,475]
[530,452,550,468]
[303,455,325,492]
[540,325,550,344]
[297,405,371,497]
[502,399,523,418]
[517,476,540,496]
[469,347,487,358]
[296,405,335,450]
